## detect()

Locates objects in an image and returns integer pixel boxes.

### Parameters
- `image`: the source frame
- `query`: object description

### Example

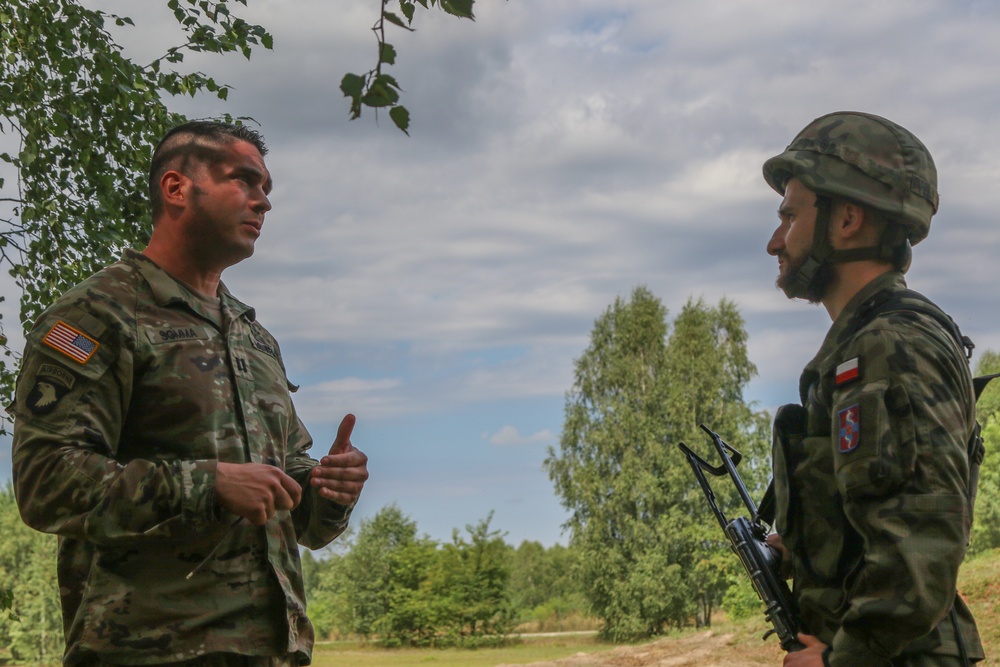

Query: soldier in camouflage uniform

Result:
[762,112,982,666]
[8,121,369,666]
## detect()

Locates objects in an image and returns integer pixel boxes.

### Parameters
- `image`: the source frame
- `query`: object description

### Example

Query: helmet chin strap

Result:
[781,195,907,300]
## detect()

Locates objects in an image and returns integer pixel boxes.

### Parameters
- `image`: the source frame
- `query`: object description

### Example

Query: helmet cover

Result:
[762,112,938,244]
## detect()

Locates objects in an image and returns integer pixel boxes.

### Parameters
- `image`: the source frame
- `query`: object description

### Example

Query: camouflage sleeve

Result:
[282,406,354,550]
[10,304,219,544]
[827,318,971,665]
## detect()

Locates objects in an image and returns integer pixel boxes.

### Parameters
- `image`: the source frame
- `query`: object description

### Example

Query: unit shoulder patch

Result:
[26,363,78,415]
[838,404,861,453]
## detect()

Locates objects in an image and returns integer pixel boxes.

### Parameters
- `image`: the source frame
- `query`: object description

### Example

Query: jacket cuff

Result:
[180,459,219,528]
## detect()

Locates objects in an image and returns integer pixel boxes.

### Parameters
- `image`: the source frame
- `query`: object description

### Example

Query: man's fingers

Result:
[330,413,356,455]
[216,462,303,521]
[277,469,303,510]
[314,450,368,477]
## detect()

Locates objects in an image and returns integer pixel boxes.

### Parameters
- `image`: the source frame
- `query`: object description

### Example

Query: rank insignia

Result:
[835,357,860,386]
[26,364,76,415]
[43,321,99,363]
[838,404,861,453]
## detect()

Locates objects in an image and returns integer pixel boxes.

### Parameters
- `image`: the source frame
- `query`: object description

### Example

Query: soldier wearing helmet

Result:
[763,112,983,666]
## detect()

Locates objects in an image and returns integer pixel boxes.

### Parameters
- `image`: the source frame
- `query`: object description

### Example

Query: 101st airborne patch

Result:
[27,363,77,416]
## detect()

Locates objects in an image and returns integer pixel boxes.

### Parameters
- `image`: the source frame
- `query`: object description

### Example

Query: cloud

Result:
[486,426,558,447]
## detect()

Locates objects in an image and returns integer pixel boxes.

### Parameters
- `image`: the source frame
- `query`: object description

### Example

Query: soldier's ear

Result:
[832,201,866,242]
[160,171,189,210]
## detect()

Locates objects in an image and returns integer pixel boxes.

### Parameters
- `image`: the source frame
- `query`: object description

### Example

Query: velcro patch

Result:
[27,364,77,415]
[835,357,860,386]
[249,332,278,358]
[838,404,861,453]
[146,326,210,345]
[43,321,99,364]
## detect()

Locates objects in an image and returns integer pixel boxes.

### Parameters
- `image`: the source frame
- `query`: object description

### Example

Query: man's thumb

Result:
[331,413,356,454]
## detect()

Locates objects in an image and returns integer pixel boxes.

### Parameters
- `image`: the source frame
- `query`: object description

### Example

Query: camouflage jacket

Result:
[8,250,352,666]
[771,271,983,667]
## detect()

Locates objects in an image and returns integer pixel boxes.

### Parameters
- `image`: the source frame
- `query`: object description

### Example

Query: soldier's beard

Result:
[776,252,834,304]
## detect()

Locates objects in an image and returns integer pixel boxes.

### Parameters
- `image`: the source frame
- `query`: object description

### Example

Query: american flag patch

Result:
[42,321,99,364]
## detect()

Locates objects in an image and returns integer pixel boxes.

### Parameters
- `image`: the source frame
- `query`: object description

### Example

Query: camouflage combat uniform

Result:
[8,250,353,666]
[771,271,983,666]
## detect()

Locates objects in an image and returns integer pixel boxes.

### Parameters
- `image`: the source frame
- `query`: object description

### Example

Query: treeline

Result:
[298,505,591,647]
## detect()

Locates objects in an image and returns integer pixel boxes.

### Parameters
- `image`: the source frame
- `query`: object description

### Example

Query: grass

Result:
[959,548,1000,666]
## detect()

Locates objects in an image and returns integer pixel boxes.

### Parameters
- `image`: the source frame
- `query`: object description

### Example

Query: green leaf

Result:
[389,105,410,135]
[399,0,416,23]
[440,0,475,20]
[340,72,366,99]
[375,73,402,91]
[362,82,399,108]
[382,11,414,31]
[380,42,397,66]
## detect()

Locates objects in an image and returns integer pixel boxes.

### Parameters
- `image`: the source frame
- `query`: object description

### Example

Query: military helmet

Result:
[762,111,938,244]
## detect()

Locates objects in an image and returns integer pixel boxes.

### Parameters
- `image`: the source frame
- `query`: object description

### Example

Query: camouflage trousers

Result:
[84,654,298,667]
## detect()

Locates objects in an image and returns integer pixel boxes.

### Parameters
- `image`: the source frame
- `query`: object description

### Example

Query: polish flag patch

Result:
[835,357,860,386]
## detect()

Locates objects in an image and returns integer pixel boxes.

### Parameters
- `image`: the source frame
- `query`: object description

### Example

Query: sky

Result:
[4,0,1000,549]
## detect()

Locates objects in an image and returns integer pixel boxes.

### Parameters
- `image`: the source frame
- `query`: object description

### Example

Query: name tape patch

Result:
[146,327,210,345]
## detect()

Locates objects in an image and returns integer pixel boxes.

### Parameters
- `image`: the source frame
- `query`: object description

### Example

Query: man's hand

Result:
[216,461,302,526]
[783,634,827,666]
[310,413,369,506]
[766,532,793,579]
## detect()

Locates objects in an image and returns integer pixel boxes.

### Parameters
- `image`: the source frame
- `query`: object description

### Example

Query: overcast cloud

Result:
[3,0,1000,546]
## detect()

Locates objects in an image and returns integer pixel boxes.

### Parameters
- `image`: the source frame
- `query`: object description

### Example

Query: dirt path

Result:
[498,630,784,667]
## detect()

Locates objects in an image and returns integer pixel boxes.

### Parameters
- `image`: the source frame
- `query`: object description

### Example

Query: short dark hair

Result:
[148,121,268,219]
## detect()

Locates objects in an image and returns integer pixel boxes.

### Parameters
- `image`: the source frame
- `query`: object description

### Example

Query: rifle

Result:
[678,424,805,652]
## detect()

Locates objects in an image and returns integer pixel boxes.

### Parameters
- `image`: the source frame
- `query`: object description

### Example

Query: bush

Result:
[721,575,762,622]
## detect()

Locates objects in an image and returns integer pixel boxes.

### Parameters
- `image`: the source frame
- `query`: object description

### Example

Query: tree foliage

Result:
[970,350,1000,554]
[508,540,588,631]
[545,287,769,641]
[341,0,476,135]
[313,504,515,646]
[429,513,515,645]
[0,483,62,662]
